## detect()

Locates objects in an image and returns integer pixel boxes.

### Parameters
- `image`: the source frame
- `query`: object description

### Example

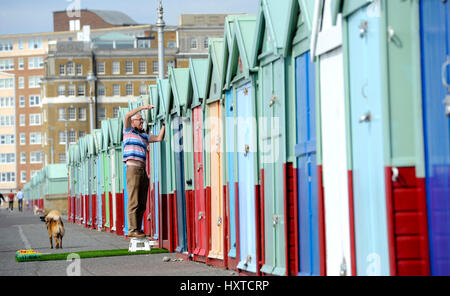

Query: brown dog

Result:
[44,210,65,249]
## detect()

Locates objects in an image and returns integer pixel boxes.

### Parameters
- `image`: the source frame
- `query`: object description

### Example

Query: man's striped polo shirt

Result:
[123,127,149,164]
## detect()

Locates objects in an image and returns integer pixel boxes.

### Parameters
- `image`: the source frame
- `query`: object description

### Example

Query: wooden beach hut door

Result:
[193,106,207,257]
[348,6,389,276]
[260,58,287,276]
[236,82,257,273]
[173,115,188,252]
[420,0,450,276]
[295,52,319,276]
[208,101,224,260]
[110,148,117,232]
[225,89,237,261]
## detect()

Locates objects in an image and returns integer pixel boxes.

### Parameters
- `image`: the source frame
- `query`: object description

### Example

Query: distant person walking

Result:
[8,190,14,212]
[17,188,24,212]
[123,104,165,238]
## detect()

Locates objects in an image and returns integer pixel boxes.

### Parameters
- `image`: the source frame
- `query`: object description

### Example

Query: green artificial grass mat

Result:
[15,248,169,262]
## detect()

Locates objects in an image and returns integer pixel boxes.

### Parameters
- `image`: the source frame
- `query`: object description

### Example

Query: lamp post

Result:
[86,72,97,134]
[157,0,165,79]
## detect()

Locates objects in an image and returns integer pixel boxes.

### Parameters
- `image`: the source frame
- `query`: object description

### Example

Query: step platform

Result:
[128,237,158,252]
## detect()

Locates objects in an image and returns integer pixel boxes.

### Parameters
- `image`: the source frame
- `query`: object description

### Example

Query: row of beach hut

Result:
[59,0,449,276]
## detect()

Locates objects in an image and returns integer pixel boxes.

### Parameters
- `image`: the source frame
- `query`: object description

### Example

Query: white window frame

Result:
[112,61,120,75]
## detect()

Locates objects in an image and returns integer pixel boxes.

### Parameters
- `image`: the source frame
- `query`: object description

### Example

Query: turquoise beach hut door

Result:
[225,89,237,261]
[348,6,389,276]
[236,82,257,273]
[420,0,450,276]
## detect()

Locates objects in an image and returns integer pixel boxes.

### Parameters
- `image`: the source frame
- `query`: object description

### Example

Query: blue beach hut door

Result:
[420,0,450,276]
[295,52,319,276]
[153,125,160,240]
[173,115,188,252]
[236,82,257,273]
[348,6,389,276]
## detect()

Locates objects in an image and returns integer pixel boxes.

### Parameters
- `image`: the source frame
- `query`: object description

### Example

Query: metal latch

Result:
[272,215,279,227]
[217,216,222,227]
[197,163,202,172]
[359,21,368,38]
[269,95,277,107]
[359,112,371,124]
[244,144,250,156]
[198,212,204,221]
[244,255,252,268]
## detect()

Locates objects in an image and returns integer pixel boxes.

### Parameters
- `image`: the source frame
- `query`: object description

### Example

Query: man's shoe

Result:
[128,231,145,238]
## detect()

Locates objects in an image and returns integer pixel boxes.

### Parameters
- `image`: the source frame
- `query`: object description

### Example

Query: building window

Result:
[126,83,133,96]
[29,114,41,126]
[68,84,75,96]
[59,64,65,75]
[0,172,15,183]
[97,84,105,96]
[29,95,40,106]
[19,96,25,107]
[18,58,24,70]
[20,152,26,164]
[112,61,120,74]
[78,108,87,121]
[18,77,24,89]
[113,84,120,96]
[168,41,176,48]
[204,37,209,49]
[140,84,147,95]
[76,64,82,75]
[58,85,65,96]
[152,61,158,73]
[97,108,106,120]
[78,131,86,138]
[139,61,147,74]
[30,151,43,163]
[97,62,105,74]
[58,108,66,121]
[0,96,14,108]
[77,84,85,96]
[68,107,76,121]
[20,171,27,183]
[0,78,14,89]
[190,38,197,49]
[69,19,80,31]
[67,61,74,75]
[0,153,15,164]
[113,107,119,118]
[0,115,14,126]
[28,57,43,69]
[28,39,43,49]
[58,131,66,144]
[167,60,175,71]
[59,153,66,163]
[126,61,133,74]
[69,130,76,144]
[0,59,14,70]
[18,40,24,50]
[0,135,14,145]
[20,133,26,145]
[138,39,150,48]
[20,114,25,126]
[29,132,42,145]
[0,41,13,52]
[28,76,42,88]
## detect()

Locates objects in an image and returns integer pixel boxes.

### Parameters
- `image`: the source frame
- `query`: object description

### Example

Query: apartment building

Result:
[0,72,16,193]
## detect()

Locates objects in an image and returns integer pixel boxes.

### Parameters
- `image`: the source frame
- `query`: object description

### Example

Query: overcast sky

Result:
[0,0,259,35]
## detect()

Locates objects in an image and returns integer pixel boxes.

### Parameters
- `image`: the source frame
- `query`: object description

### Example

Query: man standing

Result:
[123,104,165,238]
[16,188,24,212]
[8,190,14,212]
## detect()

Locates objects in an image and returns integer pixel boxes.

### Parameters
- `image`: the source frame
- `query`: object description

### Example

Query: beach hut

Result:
[44,164,69,214]
[168,66,195,256]
[224,13,259,274]
[221,14,240,270]
[309,0,353,276]
[188,58,209,262]
[67,144,76,223]
[157,78,176,252]
[78,136,89,227]
[252,0,301,276]
[72,143,82,224]
[101,119,112,232]
[86,134,97,229]
[93,129,104,230]
[419,0,449,276]
[204,37,226,268]
[335,0,429,275]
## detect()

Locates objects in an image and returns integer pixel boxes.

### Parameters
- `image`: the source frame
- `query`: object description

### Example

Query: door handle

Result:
[269,95,277,107]
[359,112,371,124]
[244,144,250,156]
[359,21,368,38]
[442,56,450,90]
[388,26,395,43]
[217,216,222,227]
